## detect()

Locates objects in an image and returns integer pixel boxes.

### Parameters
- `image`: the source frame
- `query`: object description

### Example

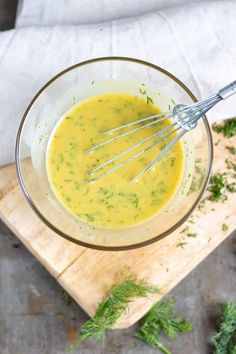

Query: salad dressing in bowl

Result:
[16,57,212,249]
[47,93,184,228]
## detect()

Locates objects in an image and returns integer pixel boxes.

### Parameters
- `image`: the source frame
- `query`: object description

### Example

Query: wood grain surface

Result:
[0,128,235,329]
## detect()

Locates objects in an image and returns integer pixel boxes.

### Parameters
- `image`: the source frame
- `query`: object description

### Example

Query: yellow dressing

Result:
[47,93,184,228]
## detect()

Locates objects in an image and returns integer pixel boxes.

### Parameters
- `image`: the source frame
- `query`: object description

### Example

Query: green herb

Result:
[135,299,193,354]
[130,194,139,208]
[151,185,166,203]
[60,289,74,307]
[118,192,139,208]
[222,223,229,232]
[91,80,95,85]
[139,88,147,95]
[207,173,227,202]
[180,227,189,234]
[177,242,187,249]
[211,301,236,354]
[226,146,236,155]
[70,270,158,350]
[208,171,236,201]
[57,153,64,164]
[146,96,154,104]
[212,118,236,137]
[187,233,197,238]
[83,213,95,222]
[188,217,195,224]
[98,188,114,199]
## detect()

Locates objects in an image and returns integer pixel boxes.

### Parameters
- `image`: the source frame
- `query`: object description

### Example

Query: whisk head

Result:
[86,93,221,182]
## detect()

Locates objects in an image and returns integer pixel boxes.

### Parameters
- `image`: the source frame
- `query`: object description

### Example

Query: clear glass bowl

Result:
[15,57,213,250]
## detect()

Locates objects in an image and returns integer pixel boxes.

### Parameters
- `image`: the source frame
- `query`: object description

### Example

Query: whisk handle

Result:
[218,80,236,99]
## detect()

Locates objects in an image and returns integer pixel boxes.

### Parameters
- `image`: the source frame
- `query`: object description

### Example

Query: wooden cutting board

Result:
[0,128,235,329]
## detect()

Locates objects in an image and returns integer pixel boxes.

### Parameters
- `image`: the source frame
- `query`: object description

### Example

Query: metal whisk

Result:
[86,81,236,183]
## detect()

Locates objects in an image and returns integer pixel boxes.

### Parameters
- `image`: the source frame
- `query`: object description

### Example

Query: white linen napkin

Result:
[16,0,211,27]
[0,0,236,166]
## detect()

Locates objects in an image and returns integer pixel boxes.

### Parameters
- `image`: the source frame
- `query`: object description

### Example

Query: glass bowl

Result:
[15,57,213,250]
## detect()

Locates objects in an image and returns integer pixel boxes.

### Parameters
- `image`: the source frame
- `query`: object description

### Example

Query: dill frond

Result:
[212,118,236,138]
[134,299,193,354]
[211,301,236,354]
[70,270,158,350]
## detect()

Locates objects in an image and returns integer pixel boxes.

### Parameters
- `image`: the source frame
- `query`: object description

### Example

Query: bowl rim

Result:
[15,56,213,251]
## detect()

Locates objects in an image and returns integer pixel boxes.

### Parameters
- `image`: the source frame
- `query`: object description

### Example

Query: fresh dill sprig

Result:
[70,270,158,351]
[207,172,236,201]
[211,301,236,354]
[134,299,193,354]
[207,173,227,202]
[212,118,236,137]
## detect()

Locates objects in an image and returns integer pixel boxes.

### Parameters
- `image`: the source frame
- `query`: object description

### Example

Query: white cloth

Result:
[0,0,236,166]
[16,0,211,27]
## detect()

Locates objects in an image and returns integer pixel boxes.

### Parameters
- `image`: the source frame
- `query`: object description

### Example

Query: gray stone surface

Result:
[0,219,235,354]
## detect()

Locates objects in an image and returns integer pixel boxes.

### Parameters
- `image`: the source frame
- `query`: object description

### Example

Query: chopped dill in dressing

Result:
[47,93,184,228]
